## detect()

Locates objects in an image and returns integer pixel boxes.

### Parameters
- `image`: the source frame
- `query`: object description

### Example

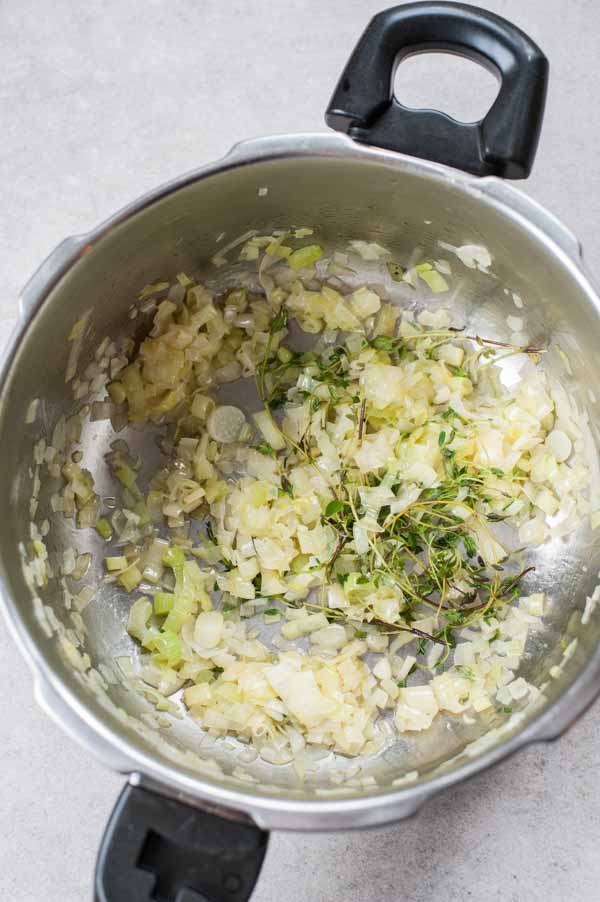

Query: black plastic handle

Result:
[325,2,548,178]
[95,785,269,902]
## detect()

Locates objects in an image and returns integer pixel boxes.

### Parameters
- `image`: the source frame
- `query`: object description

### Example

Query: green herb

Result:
[280,476,293,497]
[463,535,477,558]
[371,336,395,351]
[257,443,276,457]
[448,365,470,379]
[249,280,537,654]
[436,626,456,648]
[271,307,288,332]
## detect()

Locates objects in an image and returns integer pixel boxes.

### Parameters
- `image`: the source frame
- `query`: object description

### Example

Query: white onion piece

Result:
[215,361,242,383]
[253,409,286,450]
[546,429,572,462]
[310,624,347,649]
[194,611,224,648]
[455,244,491,271]
[25,398,40,424]
[207,406,246,443]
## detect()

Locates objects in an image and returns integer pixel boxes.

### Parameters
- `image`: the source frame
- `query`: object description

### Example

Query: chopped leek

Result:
[288,244,323,271]
[138,281,169,300]
[118,565,142,592]
[115,464,137,489]
[163,546,186,584]
[127,598,152,642]
[154,592,176,615]
[415,262,449,293]
[149,632,182,667]
[96,518,113,540]
[105,555,128,571]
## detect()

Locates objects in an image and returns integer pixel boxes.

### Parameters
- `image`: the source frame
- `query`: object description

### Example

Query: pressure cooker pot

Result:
[2,5,600,902]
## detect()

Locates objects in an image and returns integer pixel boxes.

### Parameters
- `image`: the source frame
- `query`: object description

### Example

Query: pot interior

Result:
[2,144,600,811]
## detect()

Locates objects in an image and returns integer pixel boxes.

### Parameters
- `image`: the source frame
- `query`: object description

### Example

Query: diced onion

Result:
[42,224,591,769]
[207,406,246,443]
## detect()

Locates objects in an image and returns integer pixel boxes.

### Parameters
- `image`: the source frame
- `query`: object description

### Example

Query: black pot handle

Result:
[325,2,548,178]
[95,785,269,902]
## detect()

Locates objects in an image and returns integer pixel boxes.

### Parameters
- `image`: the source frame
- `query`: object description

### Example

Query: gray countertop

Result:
[2,1,600,900]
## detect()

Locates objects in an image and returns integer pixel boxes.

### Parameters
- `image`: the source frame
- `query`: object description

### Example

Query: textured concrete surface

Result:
[1,1,600,900]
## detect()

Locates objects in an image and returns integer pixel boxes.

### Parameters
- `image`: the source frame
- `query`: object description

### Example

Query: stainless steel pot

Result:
[2,4,600,901]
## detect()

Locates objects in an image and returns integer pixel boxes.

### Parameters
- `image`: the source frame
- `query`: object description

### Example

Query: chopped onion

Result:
[43,224,592,768]
[207,406,246,443]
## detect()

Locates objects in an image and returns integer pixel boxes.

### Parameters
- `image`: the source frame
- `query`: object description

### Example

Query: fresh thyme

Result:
[254,311,538,652]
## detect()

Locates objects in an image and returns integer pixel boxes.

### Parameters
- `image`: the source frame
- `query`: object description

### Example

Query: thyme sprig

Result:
[255,310,537,652]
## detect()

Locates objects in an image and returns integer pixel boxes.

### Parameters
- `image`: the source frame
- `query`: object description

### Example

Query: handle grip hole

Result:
[393,52,500,124]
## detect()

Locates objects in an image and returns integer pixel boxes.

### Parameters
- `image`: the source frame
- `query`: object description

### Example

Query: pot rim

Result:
[2,130,600,831]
